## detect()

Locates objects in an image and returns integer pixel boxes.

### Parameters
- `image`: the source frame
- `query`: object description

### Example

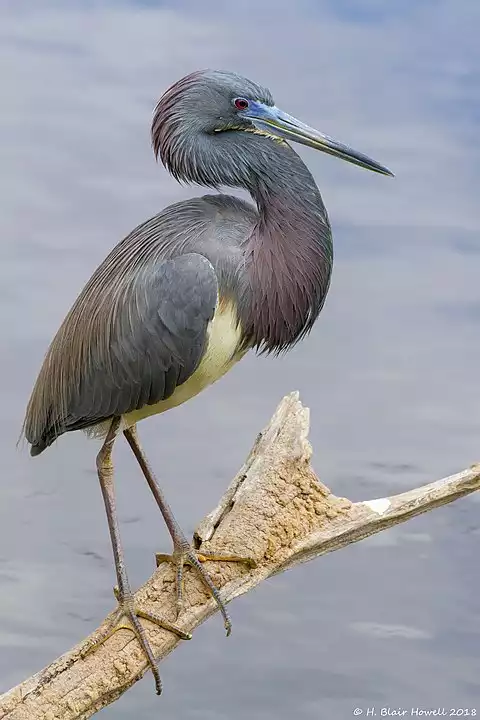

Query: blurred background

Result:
[0,0,479,717]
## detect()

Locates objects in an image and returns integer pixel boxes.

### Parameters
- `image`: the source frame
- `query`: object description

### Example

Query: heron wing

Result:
[70,252,218,423]
[27,252,218,451]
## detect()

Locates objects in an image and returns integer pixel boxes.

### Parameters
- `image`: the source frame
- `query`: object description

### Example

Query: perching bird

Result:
[23,70,393,693]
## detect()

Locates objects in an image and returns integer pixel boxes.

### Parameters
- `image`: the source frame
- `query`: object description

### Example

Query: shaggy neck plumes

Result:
[240,138,333,353]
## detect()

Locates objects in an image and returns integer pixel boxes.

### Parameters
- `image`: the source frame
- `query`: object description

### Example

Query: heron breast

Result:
[122,299,246,427]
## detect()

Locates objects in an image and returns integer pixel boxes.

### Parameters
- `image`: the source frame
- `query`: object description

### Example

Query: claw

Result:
[155,546,255,636]
[80,588,191,695]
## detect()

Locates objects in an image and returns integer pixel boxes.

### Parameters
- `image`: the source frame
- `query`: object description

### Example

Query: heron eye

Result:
[234,98,249,111]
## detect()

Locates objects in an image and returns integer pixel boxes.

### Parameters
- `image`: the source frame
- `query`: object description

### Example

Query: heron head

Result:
[152,70,273,156]
[152,70,393,180]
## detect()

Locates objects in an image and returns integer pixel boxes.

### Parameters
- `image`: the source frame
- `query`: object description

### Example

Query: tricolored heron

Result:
[23,70,393,693]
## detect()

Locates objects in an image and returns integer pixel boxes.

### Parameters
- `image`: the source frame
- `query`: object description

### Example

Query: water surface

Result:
[1,1,479,717]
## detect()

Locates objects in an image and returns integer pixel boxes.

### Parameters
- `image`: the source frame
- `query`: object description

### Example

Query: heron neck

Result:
[252,150,327,231]
[242,143,333,353]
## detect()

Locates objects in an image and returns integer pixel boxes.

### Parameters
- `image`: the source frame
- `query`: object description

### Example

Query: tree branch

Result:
[1,392,479,719]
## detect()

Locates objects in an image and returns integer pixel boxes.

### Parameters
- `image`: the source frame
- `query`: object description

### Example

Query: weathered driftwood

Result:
[1,392,479,719]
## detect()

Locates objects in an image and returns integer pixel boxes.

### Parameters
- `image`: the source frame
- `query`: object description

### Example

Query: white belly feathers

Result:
[121,299,246,429]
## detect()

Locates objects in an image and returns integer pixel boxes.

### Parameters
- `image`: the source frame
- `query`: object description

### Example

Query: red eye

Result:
[234,98,249,110]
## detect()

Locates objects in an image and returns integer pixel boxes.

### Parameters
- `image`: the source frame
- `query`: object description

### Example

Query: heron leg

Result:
[83,418,191,695]
[123,425,255,636]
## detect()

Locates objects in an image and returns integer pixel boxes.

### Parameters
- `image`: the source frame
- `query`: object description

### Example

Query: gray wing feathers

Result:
[27,252,217,450]
[70,253,217,423]
[23,193,257,454]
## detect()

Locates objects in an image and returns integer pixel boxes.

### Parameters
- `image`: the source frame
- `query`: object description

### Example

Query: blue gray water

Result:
[1,1,479,717]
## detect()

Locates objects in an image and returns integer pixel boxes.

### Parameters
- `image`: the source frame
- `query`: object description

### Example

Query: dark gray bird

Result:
[22,70,392,693]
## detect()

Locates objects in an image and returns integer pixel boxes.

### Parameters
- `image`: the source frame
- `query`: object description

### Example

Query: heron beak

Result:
[244,102,394,177]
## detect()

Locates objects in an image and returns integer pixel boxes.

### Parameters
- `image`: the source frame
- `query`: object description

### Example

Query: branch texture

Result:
[1,392,479,719]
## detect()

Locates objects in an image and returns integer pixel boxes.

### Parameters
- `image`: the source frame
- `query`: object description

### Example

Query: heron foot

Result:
[155,544,256,636]
[81,585,191,695]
